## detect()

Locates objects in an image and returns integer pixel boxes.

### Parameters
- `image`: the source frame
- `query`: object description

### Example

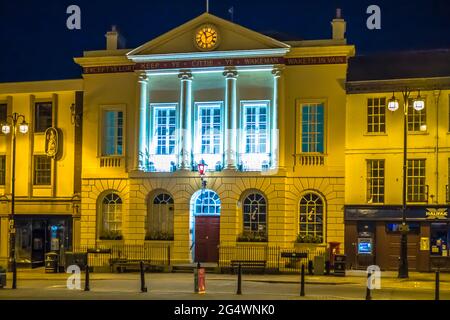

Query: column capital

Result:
[138,73,148,84]
[178,71,193,81]
[223,69,238,79]
[272,67,284,78]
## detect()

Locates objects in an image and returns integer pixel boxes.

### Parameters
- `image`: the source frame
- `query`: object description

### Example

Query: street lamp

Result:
[197,159,208,214]
[388,89,424,279]
[1,112,29,289]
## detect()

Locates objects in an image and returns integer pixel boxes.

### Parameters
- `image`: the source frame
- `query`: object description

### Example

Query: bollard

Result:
[308,260,314,275]
[435,270,440,301]
[236,263,242,295]
[140,261,148,293]
[365,271,372,300]
[84,264,90,292]
[325,260,331,275]
[194,262,200,293]
[300,264,305,297]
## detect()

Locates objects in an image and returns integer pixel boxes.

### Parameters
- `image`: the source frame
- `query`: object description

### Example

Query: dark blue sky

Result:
[0,0,449,82]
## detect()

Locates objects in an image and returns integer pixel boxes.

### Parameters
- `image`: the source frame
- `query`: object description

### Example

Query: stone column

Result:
[136,73,148,171]
[178,71,193,170]
[223,69,238,170]
[271,68,282,169]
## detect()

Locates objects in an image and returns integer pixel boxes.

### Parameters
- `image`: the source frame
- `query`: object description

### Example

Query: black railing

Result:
[71,243,172,269]
[219,245,326,273]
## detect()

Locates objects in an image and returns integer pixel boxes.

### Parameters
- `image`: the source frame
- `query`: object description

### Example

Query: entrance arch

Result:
[190,189,221,263]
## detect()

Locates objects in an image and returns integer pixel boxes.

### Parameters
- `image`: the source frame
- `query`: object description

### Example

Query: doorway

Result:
[190,189,221,263]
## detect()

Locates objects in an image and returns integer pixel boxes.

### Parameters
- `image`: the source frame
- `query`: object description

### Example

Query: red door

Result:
[195,216,220,263]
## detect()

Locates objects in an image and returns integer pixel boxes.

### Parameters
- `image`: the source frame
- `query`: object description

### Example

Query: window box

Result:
[145,231,174,241]
[98,230,123,241]
[295,234,324,245]
[237,231,268,243]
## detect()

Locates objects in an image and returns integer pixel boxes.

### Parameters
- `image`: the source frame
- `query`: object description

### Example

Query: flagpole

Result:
[206,0,209,13]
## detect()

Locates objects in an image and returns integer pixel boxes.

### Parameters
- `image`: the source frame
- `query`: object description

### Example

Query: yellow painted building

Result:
[0,80,83,268]
[345,50,450,271]
[0,11,354,269]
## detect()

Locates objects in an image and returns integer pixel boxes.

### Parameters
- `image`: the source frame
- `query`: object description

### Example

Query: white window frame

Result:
[194,101,224,170]
[148,103,178,172]
[240,100,270,171]
[99,105,126,157]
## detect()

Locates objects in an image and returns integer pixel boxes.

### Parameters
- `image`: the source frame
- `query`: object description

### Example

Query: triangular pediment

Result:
[127,13,290,57]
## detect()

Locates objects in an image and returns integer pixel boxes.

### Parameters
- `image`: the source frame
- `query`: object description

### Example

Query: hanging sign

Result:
[45,127,59,158]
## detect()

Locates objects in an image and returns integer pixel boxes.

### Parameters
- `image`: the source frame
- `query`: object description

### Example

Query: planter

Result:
[95,240,125,249]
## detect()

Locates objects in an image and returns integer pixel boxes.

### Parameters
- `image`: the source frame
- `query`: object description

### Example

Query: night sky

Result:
[0,0,449,82]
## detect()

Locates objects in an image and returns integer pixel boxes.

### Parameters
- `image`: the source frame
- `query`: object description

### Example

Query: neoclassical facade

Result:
[0,11,353,268]
[75,12,353,264]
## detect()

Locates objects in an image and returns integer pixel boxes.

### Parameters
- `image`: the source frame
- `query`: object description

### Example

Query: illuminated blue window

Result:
[102,110,123,156]
[240,101,270,171]
[194,190,221,215]
[301,103,324,153]
[155,107,176,155]
[200,106,221,154]
[245,105,267,153]
[194,102,223,171]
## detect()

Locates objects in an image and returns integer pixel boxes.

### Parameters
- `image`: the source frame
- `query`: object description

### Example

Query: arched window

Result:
[194,190,221,215]
[299,193,324,243]
[99,192,123,239]
[243,193,267,236]
[146,193,174,240]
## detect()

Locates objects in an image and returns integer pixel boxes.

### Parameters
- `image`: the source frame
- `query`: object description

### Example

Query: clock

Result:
[195,24,219,51]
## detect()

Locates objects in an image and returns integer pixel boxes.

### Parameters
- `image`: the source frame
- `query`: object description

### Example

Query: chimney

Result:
[106,25,119,50]
[331,8,346,40]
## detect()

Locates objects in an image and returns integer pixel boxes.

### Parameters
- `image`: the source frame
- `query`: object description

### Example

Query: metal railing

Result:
[218,245,326,273]
[72,243,172,268]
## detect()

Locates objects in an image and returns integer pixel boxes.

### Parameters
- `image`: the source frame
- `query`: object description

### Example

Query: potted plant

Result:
[99,230,123,241]
[145,231,174,241]
[237,231,268,243]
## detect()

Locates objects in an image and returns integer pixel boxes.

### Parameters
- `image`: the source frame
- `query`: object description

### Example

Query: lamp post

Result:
[197,160,208,213]
[1,113,29,289]
[387,89,425,279]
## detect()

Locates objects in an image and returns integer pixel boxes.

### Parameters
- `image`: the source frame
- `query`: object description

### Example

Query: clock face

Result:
[195,25,219,50]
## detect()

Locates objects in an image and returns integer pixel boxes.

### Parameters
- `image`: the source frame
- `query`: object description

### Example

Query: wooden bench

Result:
[230,260,266,274]
[110,258,161,273]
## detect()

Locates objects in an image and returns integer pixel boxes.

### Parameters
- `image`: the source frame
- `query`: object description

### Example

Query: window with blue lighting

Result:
[240,101,270,171]
[194,102,223,171]
[301,103,324,153]
[148,104,178,172]
[102,110,123,156]
[194,190,221,215]
[155,107,176,155]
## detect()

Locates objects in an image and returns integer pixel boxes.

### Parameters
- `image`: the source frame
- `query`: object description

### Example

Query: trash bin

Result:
[314,255,325,275]
[45,252,59,273]
[0,267,6,288]
[334,254,346,276]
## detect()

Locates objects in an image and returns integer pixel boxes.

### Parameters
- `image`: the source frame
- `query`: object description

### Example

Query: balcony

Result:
[296,153,325,166]
[100,156,123,168]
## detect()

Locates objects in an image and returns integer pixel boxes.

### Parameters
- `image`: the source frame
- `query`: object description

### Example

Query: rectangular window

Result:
[301,103,324,153]
[367,159,385,203]
[154,107,176,155]
[407,98,426,132]
[34,156,51,185]
[35,102,53,133]
[367,98,386,133]
[0,104,7,124]
[244,103,268,154]
[199,105,221,155]
[102,110,123,156]
[0,155,5,185]
[407,159,426,202]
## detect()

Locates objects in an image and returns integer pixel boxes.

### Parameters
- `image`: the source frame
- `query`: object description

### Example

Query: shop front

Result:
[14,215,72,268]
[344,206,450,272]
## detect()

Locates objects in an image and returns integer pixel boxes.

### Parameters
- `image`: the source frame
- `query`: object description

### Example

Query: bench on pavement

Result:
[230,260,266,274]
[110,259,163,273]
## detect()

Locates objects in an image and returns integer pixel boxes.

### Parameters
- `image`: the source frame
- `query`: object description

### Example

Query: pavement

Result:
[0,268,447,300]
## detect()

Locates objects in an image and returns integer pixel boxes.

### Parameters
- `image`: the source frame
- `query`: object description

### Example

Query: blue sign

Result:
[358,239,372,254]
